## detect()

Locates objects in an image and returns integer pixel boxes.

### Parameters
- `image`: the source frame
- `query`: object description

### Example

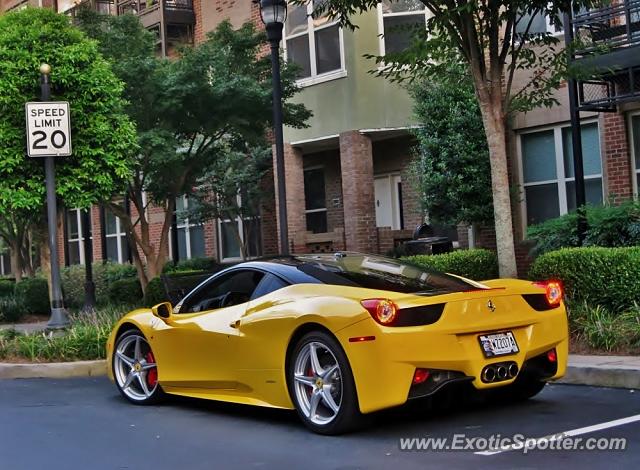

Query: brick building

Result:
[0,1,638,278]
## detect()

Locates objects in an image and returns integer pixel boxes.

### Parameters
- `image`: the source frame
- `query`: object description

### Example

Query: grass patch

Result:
[0,305,128,363]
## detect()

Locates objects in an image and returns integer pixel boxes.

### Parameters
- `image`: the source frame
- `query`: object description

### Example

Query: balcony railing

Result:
[117,0,193,16]
[573,0,640,55]
[570,0,640,110]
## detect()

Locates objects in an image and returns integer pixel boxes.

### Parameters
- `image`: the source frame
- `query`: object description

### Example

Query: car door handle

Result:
[229,320,241,329]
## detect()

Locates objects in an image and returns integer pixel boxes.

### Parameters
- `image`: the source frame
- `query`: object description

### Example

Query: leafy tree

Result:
[76,12,310,290]
[0,8,136,278]
[309,0,598,277]
[189,147,273,259]
[411,56,492,228]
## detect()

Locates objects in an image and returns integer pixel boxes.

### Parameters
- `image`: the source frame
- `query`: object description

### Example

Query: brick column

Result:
[339,131,377,253]
[273,143,306,253]
[602,112,634,202]
[90,204,103,262]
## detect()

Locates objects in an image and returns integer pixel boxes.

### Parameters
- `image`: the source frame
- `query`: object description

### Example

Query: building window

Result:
[284,1,345,83]
[631,114,640,198]
[104,206,129,264]
[519,122,603,226]
[304,167,328,233]
[174,195,206,261]
[65,208,92,265]
[0,240,11,276]
[378,0,429,56]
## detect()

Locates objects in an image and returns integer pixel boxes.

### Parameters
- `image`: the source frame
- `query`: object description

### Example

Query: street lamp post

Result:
[258,0,290,255]
[40,64,70,329]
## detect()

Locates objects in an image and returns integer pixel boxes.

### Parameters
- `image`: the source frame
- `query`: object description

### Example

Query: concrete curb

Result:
[0,360,106,380]
[557,355,640,389]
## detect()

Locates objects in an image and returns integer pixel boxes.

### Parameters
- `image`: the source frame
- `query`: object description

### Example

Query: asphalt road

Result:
[1,378,638,470]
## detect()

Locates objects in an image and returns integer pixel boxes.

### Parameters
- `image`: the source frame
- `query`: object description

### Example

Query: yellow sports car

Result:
[106,253,567,434]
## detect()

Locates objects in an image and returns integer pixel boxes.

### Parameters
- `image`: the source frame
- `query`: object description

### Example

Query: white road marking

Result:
[476,413,640,456]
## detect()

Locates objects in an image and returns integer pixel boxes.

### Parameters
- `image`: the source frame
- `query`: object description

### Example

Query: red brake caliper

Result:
[145,352,157,388]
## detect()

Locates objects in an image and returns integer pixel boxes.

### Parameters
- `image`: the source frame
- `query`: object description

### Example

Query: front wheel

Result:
[288,331,364,435]
[113,330,164,405]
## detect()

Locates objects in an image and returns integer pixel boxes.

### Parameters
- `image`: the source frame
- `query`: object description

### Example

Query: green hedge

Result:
[14,278,50,315]
[529,247,640,313]
[527,201,640,256]
[0,297,25,323]
[0,279,15,298]
[61,262,138,307]
[108,278,143,305]
[143,276,167,306]
[401,249,499,281]
[163,257,221,273]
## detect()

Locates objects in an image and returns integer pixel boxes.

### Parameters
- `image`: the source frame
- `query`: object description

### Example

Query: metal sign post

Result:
[25,64,70,329]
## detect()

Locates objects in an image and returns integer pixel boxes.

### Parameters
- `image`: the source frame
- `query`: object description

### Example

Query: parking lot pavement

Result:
[1,377,638,469]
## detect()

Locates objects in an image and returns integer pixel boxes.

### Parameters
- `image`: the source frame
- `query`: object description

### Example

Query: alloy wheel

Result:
[293,341,343,425]
[113,333,159,402]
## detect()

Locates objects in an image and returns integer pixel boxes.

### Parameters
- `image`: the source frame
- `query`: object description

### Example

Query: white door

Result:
[374,175,402,229]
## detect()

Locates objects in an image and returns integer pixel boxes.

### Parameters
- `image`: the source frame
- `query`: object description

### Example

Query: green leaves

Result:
[0,8,136,213]
[410,56,493,227]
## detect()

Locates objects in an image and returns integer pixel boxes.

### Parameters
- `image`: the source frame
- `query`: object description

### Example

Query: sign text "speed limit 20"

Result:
[25,102,72,157]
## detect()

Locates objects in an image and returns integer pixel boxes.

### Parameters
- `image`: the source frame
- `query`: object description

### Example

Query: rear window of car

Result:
[293,254,476,295]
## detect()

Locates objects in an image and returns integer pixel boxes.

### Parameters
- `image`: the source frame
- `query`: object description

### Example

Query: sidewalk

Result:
[0,322,48,335]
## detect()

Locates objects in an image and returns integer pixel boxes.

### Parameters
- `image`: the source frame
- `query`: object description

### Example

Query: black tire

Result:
[287,331,365,435]
[113,329,165,405]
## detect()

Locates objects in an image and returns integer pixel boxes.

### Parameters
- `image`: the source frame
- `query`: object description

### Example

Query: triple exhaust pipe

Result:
[481,361,519,383]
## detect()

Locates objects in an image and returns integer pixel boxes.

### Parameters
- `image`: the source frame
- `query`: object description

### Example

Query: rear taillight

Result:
[533,281,563,307]
[361,299,398,325]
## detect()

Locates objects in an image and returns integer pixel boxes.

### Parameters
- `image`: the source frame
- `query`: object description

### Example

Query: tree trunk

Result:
[477,94,518,278]
[9,242,22,282]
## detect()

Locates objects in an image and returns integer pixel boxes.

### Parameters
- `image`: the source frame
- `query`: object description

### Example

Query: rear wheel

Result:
[288,331,364,435]
[113,330,164,405]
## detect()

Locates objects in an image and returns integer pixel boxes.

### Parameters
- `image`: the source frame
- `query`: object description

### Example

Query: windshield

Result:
[291,253,477,295]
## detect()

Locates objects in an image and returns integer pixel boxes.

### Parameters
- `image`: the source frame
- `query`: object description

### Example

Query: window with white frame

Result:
[174,195,206,261]
[218,200,262,263]
[0,240,11,276]
[65,208,91,265]
[104,206,128,264]
[284,1,345,83]
[631,114,640,197]
[520,122,603,226]
[515,11,562,36]
[378,0,429,56]
[304,167,328,233]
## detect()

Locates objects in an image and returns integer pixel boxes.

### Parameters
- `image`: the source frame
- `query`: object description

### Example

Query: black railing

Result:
[570,0,640,111]
[573,0,640,55]
[117,0,193,16]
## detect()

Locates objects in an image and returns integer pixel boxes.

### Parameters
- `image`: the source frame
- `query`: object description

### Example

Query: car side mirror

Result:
[152,302,173,320]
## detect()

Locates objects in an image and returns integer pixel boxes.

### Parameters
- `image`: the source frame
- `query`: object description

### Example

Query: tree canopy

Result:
[76,11,310,288]
[0,8,135,212]
[411,57,492,227]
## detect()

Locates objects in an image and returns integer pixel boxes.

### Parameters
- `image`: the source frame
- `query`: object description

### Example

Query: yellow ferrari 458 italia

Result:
[107,252,567,434]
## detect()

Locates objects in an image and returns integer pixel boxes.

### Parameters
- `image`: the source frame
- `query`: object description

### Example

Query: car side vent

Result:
[396,304,446,327]
[522,294,559,311]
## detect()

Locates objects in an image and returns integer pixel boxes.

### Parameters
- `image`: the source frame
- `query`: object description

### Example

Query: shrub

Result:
[0,306,125,362]
[14,278,50,315]
[568,301,640,352]
[401,248,499,281]
[528,247,640,313]
[143,276,167,306]
[61,262,138,307]
[0,297,26,323]
[108,278,142,305]
[0,279,15,298]
[527,201,640,256]
[163,257,221,273]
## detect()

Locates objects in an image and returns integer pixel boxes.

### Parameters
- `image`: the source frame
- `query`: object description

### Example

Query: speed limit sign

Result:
[25,102,72,157]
